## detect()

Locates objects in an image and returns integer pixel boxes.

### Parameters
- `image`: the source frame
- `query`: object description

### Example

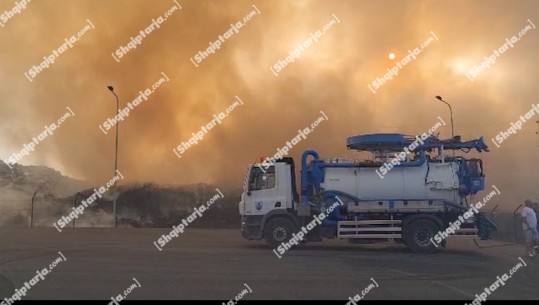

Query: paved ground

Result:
[0,228,536,300]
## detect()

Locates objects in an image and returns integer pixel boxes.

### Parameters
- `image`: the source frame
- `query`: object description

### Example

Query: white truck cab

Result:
[239,160,301,243]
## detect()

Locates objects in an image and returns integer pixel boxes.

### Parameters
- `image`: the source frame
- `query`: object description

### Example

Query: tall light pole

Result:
[30,188,40,228]
[30,184,45,227]
[107,86,119,228]
[435,96,454,138]
[73,192,81,228]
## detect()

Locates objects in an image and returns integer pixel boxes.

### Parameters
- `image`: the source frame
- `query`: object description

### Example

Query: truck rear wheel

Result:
[264,217,295,248]
[404,219,440,254]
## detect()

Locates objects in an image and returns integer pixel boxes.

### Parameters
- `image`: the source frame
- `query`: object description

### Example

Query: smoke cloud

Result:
[0,0,538,211]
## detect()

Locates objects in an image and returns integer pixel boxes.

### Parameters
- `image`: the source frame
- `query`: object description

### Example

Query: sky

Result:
[0,0,538,211]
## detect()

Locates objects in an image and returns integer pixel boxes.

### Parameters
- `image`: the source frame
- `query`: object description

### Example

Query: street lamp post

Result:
[30,184,45,227]
[73,192,81,228]
[30,188,39,228]
[107,86,119,228]
[435,96,454,139]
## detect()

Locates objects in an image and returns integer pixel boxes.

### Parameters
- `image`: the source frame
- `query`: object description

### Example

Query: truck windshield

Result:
[248,166,275,191]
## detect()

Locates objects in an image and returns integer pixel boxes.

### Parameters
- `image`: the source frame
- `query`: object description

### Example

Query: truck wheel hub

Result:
[273,227,287,242]
[414,228,432,247]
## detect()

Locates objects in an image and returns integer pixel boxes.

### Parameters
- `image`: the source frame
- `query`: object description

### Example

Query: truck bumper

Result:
[241,215,264,240]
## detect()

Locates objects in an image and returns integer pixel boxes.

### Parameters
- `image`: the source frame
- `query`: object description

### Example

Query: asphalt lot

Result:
[0,228,536,300]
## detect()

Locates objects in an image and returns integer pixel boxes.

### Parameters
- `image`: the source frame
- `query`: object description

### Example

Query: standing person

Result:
[533,202,539,252]
[521,199,538,257]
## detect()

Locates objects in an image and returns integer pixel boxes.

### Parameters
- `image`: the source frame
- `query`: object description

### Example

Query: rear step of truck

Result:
[337,220,480,239]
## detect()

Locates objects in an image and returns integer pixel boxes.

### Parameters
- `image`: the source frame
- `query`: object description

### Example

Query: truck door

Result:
[244,165,282,216]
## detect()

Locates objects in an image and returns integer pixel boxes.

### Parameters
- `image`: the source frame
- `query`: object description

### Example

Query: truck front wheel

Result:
[404,219,440,254]
[264,217,295,248]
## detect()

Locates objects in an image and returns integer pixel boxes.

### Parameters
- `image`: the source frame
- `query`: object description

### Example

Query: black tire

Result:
[403,219,440,253]
[263,217,295,248]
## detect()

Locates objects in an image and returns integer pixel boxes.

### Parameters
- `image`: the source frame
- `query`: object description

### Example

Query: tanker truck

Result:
[239,133,497,253]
